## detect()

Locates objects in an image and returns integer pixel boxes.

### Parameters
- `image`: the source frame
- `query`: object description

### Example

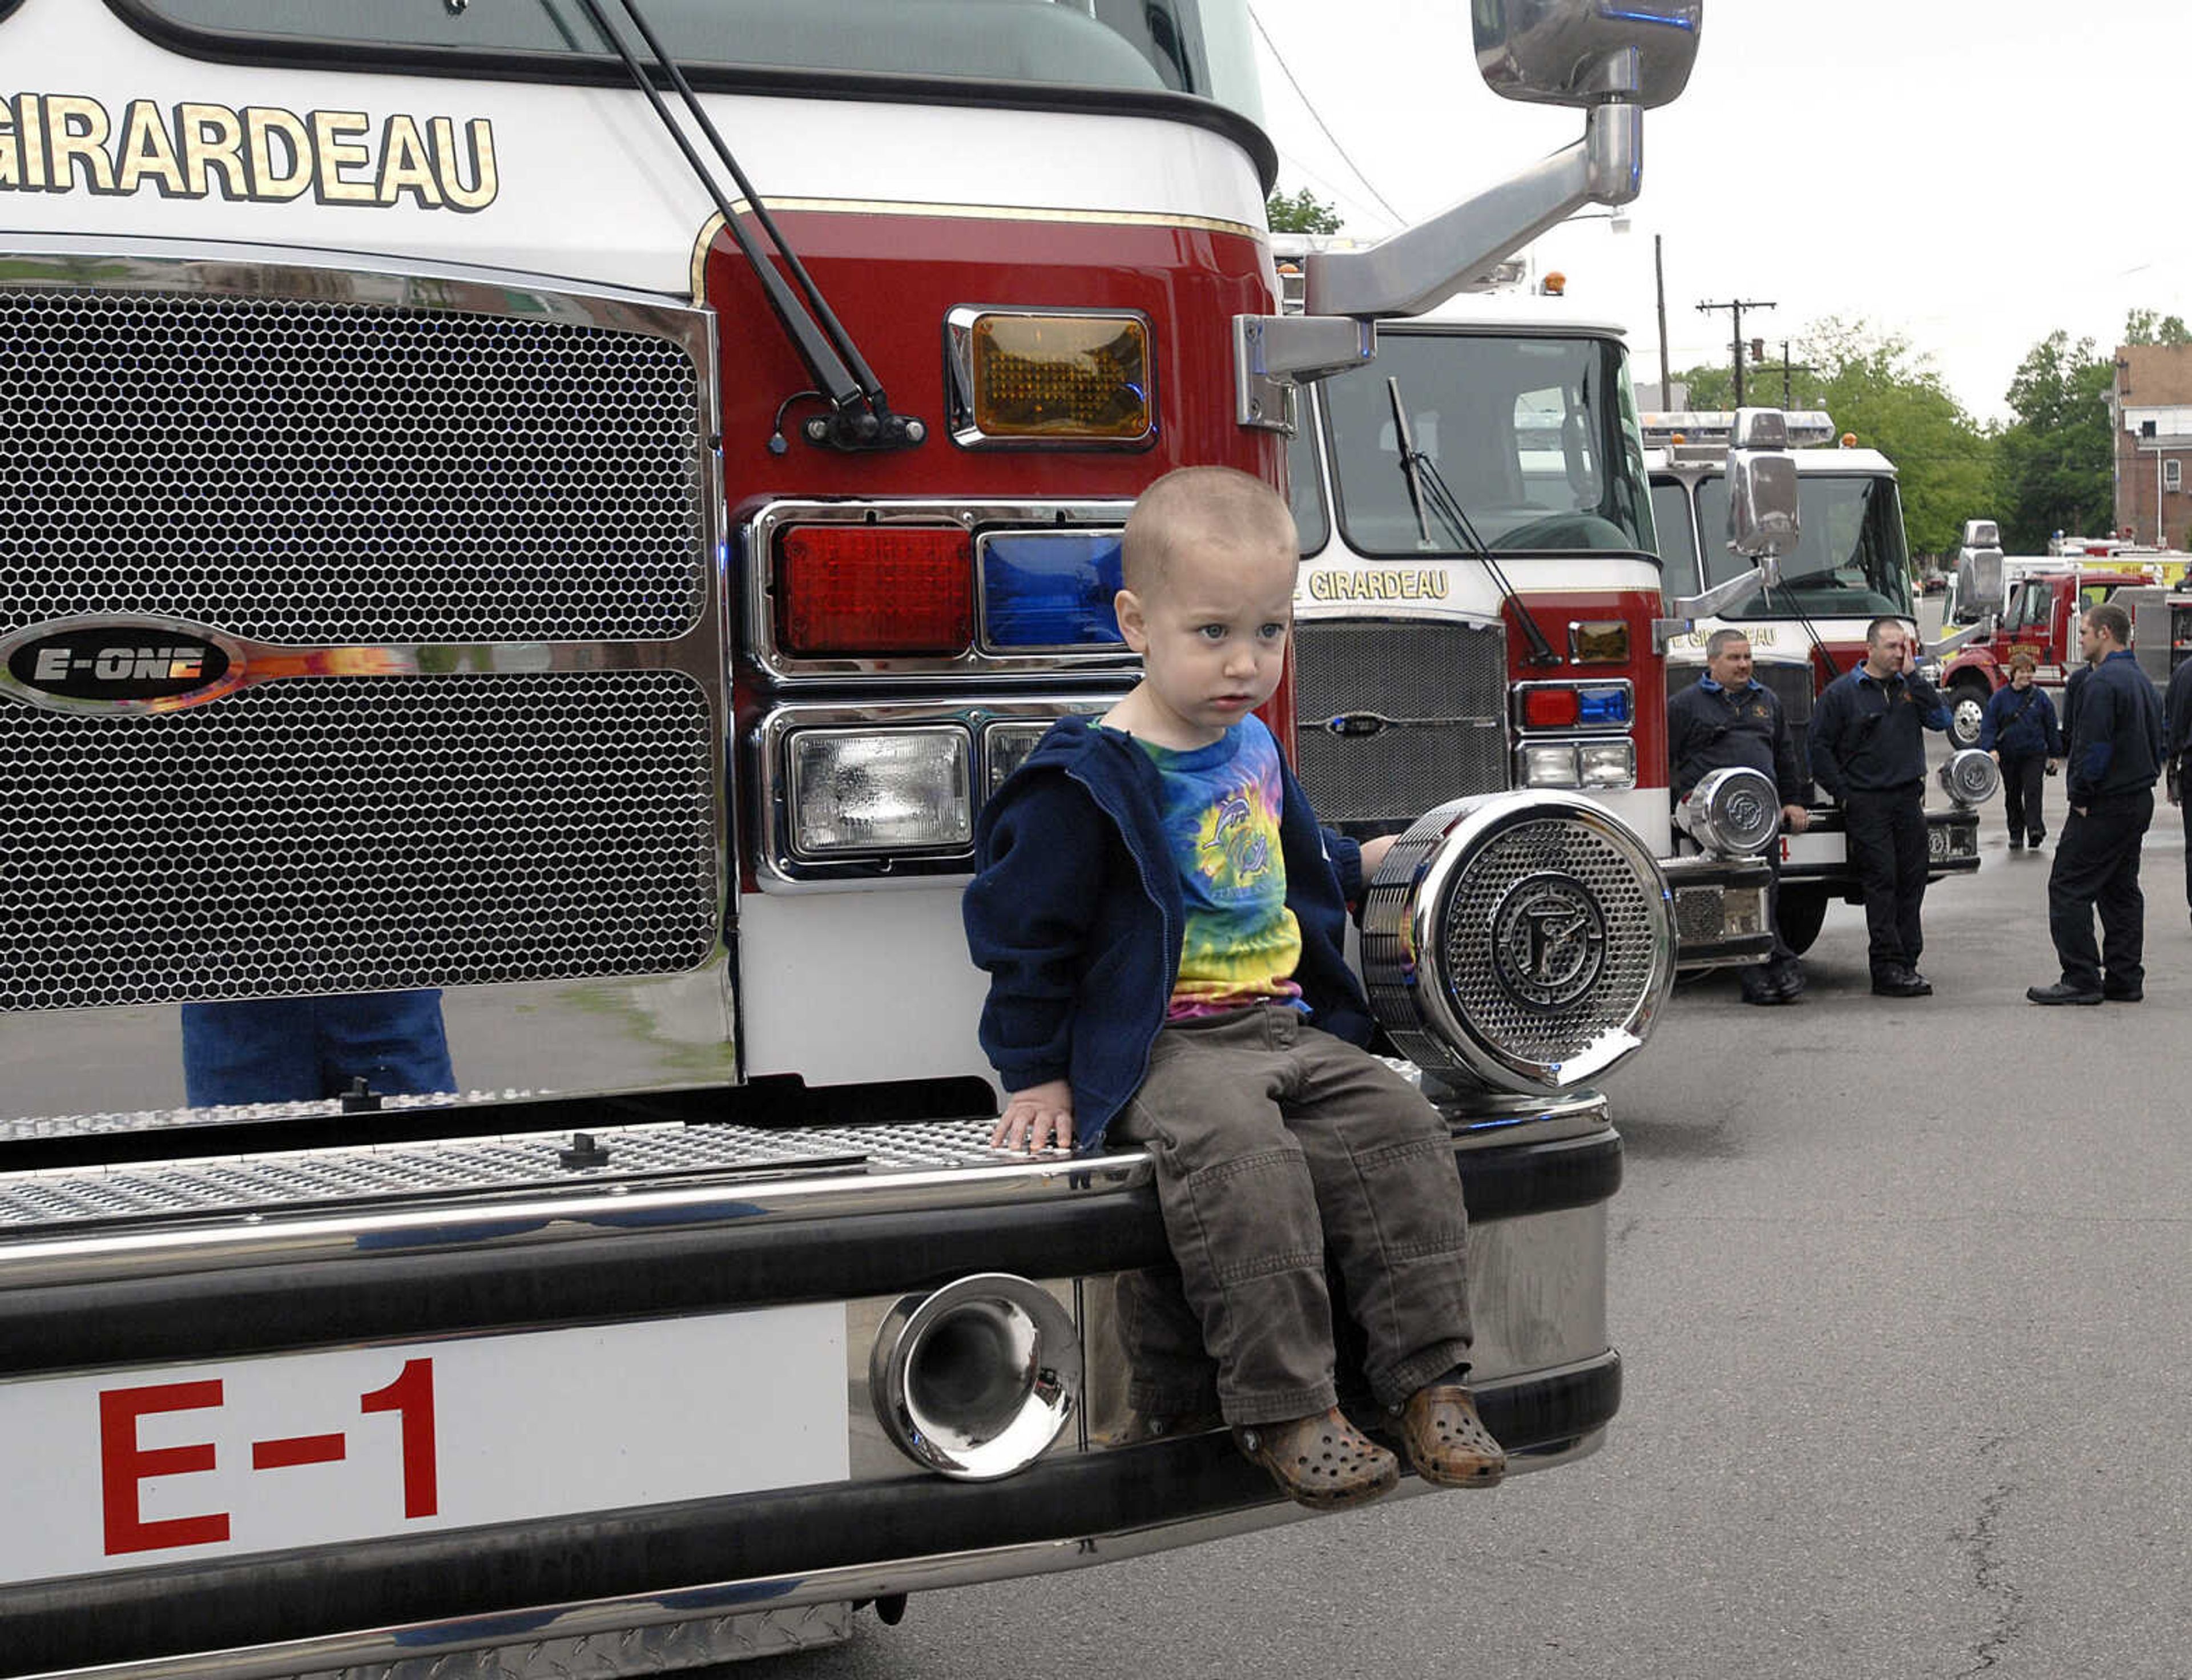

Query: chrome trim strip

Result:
[0,617,722,716]
[743,499,1142,684]
[943,305,1156,452]
[21,1371,1607,1680]
[750,694,1123,889]
[0,1094,1610,1286]
[0,1152,1149,1293]
[0,235,716,347]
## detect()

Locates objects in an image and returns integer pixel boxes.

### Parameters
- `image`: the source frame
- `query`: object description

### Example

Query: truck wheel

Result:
[1947,682,1990,750]
[1776,884,1828,956]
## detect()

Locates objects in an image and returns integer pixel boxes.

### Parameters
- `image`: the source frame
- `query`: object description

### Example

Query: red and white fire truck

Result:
[0,1,1705,1673]
[1275,277,1776,969]
[1645,413,1983,954]
[1937,565,2153,746]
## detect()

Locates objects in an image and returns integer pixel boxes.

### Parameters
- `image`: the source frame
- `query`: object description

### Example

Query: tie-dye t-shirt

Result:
[1134,715,1307,1020]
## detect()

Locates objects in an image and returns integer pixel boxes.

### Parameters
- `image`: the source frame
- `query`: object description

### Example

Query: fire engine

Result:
[1274,269,1776,970]
[1645,413,1984,955]
[0,1,1706,1674]
[1939,565,2154,744]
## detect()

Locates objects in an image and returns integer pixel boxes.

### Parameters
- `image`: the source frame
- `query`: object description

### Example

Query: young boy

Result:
[962,465,1504,1510]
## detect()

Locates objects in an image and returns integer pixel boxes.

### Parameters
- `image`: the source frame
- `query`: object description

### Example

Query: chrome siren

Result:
[1674,765,1781,857]
[1360,792,1675,1093]
[1937,748,2001,808]
[869,1274,1082,1480]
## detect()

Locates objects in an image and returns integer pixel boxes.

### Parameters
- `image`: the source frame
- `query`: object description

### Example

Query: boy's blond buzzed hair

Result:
[1122,465,1298,595]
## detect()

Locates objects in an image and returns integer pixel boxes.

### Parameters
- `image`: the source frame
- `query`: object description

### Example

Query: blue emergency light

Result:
[978,531,1126,650]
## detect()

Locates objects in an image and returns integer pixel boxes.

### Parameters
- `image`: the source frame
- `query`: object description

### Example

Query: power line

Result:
[1247,6,1405,225]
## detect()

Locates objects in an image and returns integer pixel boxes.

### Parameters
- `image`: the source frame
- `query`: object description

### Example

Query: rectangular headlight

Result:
[1578,739,1637,787]
[1518,743,1579,787]
[788,729,972,857]
[984,720,1054,799]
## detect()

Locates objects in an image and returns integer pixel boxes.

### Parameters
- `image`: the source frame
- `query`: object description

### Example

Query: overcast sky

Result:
[1249,0,2186,423]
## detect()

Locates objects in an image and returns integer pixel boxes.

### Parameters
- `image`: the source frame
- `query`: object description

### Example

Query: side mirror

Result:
[1726,408,1799,575]
[1476,0,1703,110]
[1956,547,2006,619]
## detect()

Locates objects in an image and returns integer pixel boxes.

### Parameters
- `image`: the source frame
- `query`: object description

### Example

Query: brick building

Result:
[2110,344,2192,545]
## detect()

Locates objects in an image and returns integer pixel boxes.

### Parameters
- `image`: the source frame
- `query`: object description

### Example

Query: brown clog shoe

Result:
[1399,1384,1507,1488]
[1234,1407,1399,1510]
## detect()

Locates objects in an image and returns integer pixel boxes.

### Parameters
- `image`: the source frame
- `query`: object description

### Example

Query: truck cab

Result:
[1646,413,1983,954]
[1939,567,2152,746]
[1277,278,1775,972]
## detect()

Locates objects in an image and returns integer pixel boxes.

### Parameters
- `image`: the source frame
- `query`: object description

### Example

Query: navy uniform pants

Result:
[2048,789,2154,993]
[1842,784,1929,978]
[2001,753,2048,844]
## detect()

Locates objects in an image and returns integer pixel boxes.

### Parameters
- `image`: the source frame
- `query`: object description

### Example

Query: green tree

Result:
[1266,187,1343,234]
[1671,322,1994,559]
[1795,319,1994,560]
[2124,308,2191,347]
[1992,329,2114,551]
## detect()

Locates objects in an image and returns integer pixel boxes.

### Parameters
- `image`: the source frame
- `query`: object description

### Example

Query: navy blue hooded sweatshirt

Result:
[962,715,1369,1153]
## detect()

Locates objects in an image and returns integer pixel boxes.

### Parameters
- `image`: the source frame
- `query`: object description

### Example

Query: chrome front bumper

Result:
[1661,851,1775,969]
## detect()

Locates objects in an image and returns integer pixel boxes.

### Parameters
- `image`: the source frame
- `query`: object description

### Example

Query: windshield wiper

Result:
[1754,575,1840,681]
[1386,377,1558,666]
[572,0,924,453]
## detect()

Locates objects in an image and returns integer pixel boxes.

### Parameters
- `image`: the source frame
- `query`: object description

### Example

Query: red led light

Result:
[777,526,974,656]
[1521,687,1581,728]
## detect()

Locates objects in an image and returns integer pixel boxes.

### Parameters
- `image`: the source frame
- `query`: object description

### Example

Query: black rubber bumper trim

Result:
[0,1352,1618,1675]
[0,1131,1619,1376]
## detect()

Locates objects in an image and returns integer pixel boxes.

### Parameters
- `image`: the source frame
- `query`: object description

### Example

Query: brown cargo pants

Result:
[1109,1005,1475,1427]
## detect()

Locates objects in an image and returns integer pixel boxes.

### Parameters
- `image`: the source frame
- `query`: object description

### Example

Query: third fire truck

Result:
[1646,413,1983,954]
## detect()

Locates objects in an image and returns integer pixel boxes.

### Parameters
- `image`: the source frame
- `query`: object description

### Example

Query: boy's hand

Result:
[991,1081,1075,1153]
[1357,833,1397,878]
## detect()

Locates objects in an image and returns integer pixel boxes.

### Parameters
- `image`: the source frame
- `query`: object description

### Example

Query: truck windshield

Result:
[1649,478,1695,575]
[1320,331,1652,557]
[1695,472,1913,620]
[111,0,1263,119]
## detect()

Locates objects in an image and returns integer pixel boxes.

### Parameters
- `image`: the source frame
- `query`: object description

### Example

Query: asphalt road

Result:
[783,745,2192,1675]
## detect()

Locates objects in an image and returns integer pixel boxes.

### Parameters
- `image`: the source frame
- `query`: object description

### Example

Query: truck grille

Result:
[0,674,718,1012]
[0,265,722,1013]
[1293,619,1508,822]
[0,285,705,644]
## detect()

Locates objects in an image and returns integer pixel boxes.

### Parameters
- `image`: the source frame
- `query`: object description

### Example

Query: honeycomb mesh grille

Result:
[0,674,719,1011]
[1440,818,1663,1059]
[0,287,706,643]
[1294,619,1508,821]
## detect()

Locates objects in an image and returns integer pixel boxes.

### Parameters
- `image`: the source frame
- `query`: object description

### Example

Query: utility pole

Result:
[1654,234,1670,402]
[1697,297,1774,405]
[1777,341,1813,410]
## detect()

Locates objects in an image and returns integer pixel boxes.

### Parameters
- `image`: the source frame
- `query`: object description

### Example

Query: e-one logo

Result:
[6,626,234,706]
[33,645,208,683]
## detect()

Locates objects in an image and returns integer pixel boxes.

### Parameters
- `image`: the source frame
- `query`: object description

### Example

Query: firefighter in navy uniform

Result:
[1808,615,1951,998]
[2028,601,2165,1005]
[2165,643,2192,927]
[1669,629,1811,1004]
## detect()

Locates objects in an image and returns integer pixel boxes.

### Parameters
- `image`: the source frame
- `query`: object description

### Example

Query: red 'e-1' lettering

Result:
[100,1380,231,1554]
[359,1357,438,1517]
